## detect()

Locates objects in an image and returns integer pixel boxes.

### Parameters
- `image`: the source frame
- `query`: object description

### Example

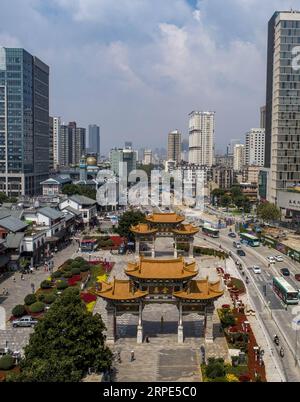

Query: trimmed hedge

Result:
[40,280,52,289]
[61,271,73,279]
[24,294,37,306]
[63,265,72,272]
[37,293,45,302]
[57,280,68,290]
[71,261,81,269]
[71,267,81,275]
[0,355,14,370]
[28,301,45,313]
[51,271,62,279]
[80,264,90,272]
[12,304,26,318]
[74,256,85,262]
[44,293,56,304]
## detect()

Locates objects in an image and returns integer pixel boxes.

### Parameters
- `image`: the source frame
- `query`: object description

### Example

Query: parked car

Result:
[280,268,290,277]
[295,274,300,282]
[233,242,242,249]
[12,316,38,328]
[252,266,262,274]
[237,249,246,257]
[275,255,284,262]
[267,256,276,264]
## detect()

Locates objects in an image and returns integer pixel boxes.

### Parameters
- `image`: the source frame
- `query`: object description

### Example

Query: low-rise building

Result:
[59,194,97,225]
[41,176,72,196]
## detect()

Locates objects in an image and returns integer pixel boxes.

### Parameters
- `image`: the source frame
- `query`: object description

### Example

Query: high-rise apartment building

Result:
[245,128,265,166]
[188,111,215,166]
[143,149,153,165]
[167,130,181,164]
[233,144,245,171]
[52,117,61,169]
[59,121,86,167]
[110,148,137,176]
[49,117,54,171]
[265,11,300,203]
[0,47,49,196]
[88,124,100,156]
[260,106,266,129]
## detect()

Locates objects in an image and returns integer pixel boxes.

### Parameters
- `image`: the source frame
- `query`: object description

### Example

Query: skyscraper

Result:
[233,144,245,171]
[59,121,86,166]
[110,148,137,176]
[265,11,300,203]
[260,106,266,129]
[167,130,181,164]
[188,111,215,166]
[0,47,49,196]
[52,117,61,169]
[88,124,100,156]
[245,128,265,166]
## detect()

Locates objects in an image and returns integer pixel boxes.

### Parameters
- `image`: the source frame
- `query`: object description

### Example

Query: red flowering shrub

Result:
[239,374,251,382]
[80,293,97,303]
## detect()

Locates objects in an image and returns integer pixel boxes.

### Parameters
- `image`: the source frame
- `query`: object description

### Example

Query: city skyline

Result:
[1,1,300,154]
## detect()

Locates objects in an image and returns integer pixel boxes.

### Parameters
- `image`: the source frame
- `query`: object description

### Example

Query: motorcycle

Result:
[274,335,279,346]
[245,277,249,284]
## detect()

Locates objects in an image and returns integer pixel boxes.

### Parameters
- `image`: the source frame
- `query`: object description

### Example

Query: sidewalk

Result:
[0,242,78,316]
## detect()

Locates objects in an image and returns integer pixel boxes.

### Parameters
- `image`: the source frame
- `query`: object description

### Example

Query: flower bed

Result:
[80,292,97,304]
[68,274,82,286]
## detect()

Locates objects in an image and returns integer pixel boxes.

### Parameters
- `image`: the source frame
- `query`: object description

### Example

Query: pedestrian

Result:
[146,336,150,343]
[30,266,34,274]
[20,274,24,281]
[31,283,35,294]
[130,350,135,362]
[12,276,16,283]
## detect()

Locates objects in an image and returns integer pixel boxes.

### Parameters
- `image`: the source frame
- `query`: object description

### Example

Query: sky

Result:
[1,0,300,154]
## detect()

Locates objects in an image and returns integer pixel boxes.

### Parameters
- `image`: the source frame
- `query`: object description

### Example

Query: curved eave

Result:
[95,291,148,301]
[173,290,224,301]
[172,228,199,236]
[125,271,198,281]
[130,227,158,235]
[145,216,185,224]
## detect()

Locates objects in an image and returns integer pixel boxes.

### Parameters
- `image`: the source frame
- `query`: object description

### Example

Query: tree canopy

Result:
[116,210,145,240]
[62,184,96,200]
[257,202,281,222]
[8,288,112,382]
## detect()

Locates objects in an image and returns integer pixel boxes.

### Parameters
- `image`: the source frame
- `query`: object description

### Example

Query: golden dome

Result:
[86,156,97,166]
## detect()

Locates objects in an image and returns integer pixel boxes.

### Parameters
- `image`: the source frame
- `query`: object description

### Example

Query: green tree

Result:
[62,184,96,200]
[0,191,9,204]
[257,202,281,222]
[206,358,226,379]
[116,210,145,240]
[211,188,226,206]
[8,288,112,382]
[220,194,232,208]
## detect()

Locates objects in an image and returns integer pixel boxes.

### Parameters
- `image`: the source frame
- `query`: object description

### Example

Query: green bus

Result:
[240,233,260,247]
[202,226,220,238]
[273,277,299,305]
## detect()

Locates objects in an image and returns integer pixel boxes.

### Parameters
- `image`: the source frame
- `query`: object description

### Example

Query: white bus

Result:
[273,277,299,305]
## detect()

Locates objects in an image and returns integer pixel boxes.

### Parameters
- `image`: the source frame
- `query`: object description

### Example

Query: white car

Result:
[267,256,276,263]
[275,255,284,262]
[252,266,262,274]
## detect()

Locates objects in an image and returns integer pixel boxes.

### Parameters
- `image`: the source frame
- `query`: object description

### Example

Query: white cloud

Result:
[2,0,300,151]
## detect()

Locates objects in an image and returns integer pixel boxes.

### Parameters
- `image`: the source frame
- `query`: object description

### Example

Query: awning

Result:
[0,255,9,267]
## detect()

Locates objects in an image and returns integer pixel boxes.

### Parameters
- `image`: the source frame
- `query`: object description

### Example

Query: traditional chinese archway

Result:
[93,256,223,344]
[131,212,199,258]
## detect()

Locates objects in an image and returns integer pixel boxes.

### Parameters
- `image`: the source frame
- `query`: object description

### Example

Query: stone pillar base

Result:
[205,314,214,343]
[137,325,143,344]
[151,250,155,258]
[178,325,184,344]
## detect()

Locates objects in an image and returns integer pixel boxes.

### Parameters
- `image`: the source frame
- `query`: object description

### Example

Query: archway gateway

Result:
[131,212,199,258]
[93,256,224,344]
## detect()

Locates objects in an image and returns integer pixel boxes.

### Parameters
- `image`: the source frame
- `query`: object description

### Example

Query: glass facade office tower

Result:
[265,11,300,203]
[0,48,49,196]
[88,124,100,156]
